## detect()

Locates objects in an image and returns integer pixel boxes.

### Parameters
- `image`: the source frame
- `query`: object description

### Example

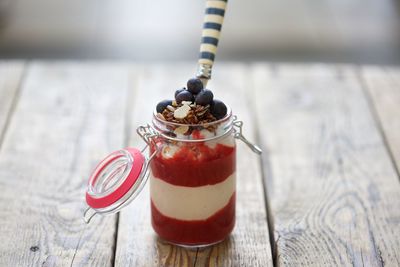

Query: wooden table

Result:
[0,61,399,266]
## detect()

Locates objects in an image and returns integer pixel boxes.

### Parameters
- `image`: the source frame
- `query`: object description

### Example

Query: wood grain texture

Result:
[0,62,133,266]
[360,66,400,174]
[0,61,25,146]
[253,64,400,266]
[114,64,273,267]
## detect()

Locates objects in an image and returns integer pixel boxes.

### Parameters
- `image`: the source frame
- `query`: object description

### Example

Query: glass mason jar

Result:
[83,105,261,248]
[149,107,236,247]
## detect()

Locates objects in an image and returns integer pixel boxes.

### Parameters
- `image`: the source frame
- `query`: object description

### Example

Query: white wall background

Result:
[0,0,399,63]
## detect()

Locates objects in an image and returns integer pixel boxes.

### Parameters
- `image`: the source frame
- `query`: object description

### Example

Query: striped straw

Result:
[197,0,228,85]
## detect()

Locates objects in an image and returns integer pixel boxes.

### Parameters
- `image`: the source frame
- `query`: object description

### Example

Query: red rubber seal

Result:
[85,148,145,209]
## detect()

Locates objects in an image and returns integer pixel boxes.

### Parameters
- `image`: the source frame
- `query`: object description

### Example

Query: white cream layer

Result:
[150,173,236,221]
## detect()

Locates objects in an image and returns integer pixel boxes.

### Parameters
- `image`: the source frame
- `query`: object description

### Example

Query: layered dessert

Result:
[150,78,236,246]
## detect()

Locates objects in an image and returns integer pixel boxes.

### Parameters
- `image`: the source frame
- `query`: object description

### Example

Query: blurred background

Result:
[0,0,399,64]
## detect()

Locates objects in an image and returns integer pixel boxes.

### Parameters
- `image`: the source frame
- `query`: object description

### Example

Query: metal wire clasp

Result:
[232,116,262,155]
[137,124,159,145]
[137,124,161,161]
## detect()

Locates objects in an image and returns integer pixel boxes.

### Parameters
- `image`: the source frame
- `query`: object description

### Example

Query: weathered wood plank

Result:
[253,64,400,266]
[115,64,273,267]
[360,66,400,174]
[0,62,133,266]
[0,61,25,145]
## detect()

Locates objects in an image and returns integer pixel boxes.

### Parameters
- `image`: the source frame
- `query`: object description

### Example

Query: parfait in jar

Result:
[150,78,236,247]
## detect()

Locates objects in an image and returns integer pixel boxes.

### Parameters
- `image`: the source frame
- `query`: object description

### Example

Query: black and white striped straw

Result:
[197,0,227,85]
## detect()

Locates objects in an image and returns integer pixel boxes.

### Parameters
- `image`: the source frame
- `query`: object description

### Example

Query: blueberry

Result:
[175,90,194,103]
[195,89,213,106]
[175,88,186,98]
[210,99,227,119]
[187,78,203,94]
[156,100,172,113]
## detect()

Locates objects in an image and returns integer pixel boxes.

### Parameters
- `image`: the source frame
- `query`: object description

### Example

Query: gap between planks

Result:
[356,66,400,182]
[112,66,140,267]
[250,63,279,266]
[0,61,27,152]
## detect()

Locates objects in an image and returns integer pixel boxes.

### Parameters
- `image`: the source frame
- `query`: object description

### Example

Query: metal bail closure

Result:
[232,116,263,155]
[84,148,150,223]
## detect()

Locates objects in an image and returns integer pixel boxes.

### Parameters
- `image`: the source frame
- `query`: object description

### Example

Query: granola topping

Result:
[159,102,216,125]
[154,77,228,136]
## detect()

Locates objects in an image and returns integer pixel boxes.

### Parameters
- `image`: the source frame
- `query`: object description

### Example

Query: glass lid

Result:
[84,148,149,223]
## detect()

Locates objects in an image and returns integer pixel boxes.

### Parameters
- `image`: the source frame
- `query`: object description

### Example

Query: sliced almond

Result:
[181,101,193,106]
[174,104,191,119]
[174,125,189,135]
[167,105,175,112]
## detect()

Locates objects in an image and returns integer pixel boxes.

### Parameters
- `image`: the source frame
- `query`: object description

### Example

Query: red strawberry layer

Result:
[151,193,236,246]
[150,143,236,187]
